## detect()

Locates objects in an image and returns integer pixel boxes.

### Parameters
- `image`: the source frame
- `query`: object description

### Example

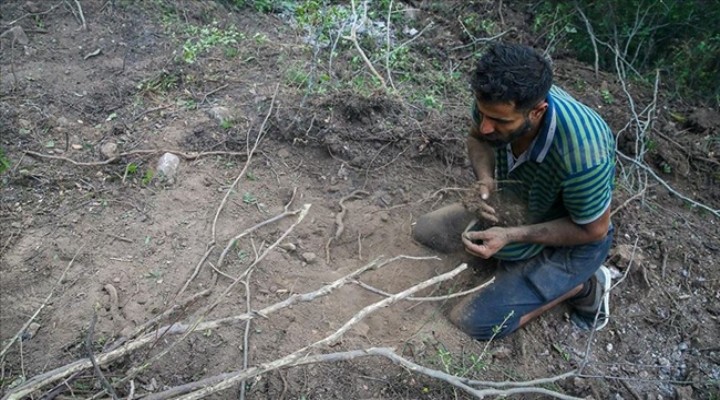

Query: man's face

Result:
[474,100,538,147]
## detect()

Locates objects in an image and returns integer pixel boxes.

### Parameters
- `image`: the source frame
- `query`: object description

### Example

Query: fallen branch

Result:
[149,262,470,399]
[211,84,279,242]
[616,150,719,217]
[354,277,494,301]
[24,149,249,167]
[0,245,85,360]
[86,312,119,400]
[1,255,436,400]
[610,186,647,217]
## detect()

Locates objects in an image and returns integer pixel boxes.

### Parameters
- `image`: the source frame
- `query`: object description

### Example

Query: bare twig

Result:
[151,262,471,400]
[450,28,516,51]
[4,2,63,25]
[0,245,85,360]
[616,150,719,217]
[353,277,495,301]
[175,245,216,299]
[24,149,249,167]
[211,84,279,242]
[3,255,436,400]
[86,312,119,400]
[384,0,396,91]
[610,187,647,217]
[346,0,387,90]
[73,0,87,30]
[575,5,599,78]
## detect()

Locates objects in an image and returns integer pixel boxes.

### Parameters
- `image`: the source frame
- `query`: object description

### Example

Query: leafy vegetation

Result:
[534,0,720,102]
[0,147,10,174]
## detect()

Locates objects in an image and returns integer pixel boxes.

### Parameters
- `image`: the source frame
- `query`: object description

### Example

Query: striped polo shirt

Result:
[471,86,615,260]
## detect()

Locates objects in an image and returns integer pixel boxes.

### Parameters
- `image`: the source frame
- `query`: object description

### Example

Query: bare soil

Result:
[1,1,719,399]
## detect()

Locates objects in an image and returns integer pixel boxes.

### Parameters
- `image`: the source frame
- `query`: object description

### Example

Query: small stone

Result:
[606,343,613,352]
[100,142,118,159]
[207,106,233,123]
[23,322,41,340]
[492,346,512,359]
[280,243,296,252]
[11,222,21,229]
[572,377,588,390]
[301,252,317,264]
[675,386,693,400]
[156,152,180,179]
[18,119,31,129]
[71,144,83,150]
[277,148,290,159]
[24,1,42,13]
[380,213,389,222]
[112,277,121,283]
[56,117,69,127]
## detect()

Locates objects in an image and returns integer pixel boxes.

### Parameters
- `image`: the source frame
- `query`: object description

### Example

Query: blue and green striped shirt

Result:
[472,86,615,260]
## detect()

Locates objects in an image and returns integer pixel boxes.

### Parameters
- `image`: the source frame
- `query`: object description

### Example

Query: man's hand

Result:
[462,226,511,259]
[468,178,499,224]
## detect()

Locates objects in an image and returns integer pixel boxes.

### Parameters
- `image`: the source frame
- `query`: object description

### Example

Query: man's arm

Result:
[462,207,611,259]
[467,123,495,199]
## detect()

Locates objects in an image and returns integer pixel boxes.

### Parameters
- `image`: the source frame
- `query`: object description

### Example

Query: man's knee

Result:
[449,301,518,341]
[412,204,474,253]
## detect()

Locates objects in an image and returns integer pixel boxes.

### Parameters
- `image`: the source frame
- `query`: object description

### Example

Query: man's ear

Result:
[529,101,548,122]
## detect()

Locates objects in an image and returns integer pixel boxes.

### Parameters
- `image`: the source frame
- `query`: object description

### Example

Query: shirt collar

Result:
[528,94,557,163]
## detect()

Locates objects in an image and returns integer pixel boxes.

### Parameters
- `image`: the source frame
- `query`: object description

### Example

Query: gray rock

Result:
[301,252,317,264]
[23,322,41,340]
[156,152,180,179]
[207,106,233,124]
[100,142,118,159]
[280,242,297,252]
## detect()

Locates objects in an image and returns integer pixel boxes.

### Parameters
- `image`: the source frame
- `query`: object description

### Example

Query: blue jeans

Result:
[451,226,614,340]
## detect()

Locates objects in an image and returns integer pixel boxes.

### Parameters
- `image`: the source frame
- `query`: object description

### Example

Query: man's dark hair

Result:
[470,43,553,111]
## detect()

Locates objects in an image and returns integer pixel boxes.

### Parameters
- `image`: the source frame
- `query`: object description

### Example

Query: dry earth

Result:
[1,1,719,399]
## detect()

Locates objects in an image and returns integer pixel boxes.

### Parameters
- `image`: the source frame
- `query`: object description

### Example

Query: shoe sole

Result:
[595,265,612,330]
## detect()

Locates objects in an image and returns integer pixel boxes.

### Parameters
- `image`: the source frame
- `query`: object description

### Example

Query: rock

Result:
[675,386,693,400]
[610,244,645,266]
[301,252,317,264]
[71,144,83,150]
[277,148,290,159]
[572,377,589,390]
[4,26,29,46]
[23,322,41,340]
[112,277,121,283]
[100,142,118,159]
[492,346,512,359]
[156,152,180,179]
[280,242,296,252]
[207,106,233,123]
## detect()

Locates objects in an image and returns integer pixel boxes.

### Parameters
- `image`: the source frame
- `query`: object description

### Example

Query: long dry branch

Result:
[24,149,249,167]
[148,262,470,400]
[211,84,279,242]
[2,255,436,400]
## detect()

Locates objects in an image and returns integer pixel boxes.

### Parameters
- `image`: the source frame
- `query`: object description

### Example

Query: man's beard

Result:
[480,118,533,148]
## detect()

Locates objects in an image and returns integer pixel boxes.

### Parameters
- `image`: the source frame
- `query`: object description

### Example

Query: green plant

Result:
[220,119,234,129]
[600,89,614,104]
[0,147,11,174]
[539,0,720,100]
[125,162,138,175]
[138,71,179,94]
[242,192,257,204]
[141,169,154,186]
[182,22,244,64]
[246,171,258,181]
